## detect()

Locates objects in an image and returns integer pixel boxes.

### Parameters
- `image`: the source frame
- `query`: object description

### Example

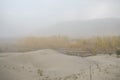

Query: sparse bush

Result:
[116,49,120,57]
[37,69,43,76]
[109,53,112,56]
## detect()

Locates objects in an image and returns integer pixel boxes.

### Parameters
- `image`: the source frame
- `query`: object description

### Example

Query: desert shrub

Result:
[37,69,43,76]
[108,53,112,56]
[116,49,120,56]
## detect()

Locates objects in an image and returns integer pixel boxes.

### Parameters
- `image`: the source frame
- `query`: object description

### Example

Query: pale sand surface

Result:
[0,49,120,80]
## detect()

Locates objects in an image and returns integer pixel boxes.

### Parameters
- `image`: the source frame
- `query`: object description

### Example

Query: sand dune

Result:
[0,49,120,80]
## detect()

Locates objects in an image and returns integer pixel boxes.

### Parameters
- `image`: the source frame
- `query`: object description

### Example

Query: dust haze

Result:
[0,0,120,80]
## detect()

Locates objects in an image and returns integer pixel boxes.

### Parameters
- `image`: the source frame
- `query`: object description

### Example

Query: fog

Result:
[0,0,120,38]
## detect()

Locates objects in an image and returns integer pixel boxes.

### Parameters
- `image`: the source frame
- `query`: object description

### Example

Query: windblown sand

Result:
[0,49,120,80]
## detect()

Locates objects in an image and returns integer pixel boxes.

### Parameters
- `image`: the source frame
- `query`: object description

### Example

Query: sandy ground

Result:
[0,49,120,80]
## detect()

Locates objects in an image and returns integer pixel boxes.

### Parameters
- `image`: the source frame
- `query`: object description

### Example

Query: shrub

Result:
[116,49,120,56]
[37,69,43,76]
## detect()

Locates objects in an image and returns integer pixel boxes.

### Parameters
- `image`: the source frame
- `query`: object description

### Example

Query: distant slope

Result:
[51,18,120,37]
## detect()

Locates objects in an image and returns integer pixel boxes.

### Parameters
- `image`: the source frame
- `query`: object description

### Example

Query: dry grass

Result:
[15,36,120,53]
[0,35,120,55]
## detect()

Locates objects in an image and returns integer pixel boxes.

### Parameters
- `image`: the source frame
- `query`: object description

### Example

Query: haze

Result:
[0,0,120,38]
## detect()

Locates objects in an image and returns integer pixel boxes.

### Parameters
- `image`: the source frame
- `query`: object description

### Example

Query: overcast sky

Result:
[0,0,120,38]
